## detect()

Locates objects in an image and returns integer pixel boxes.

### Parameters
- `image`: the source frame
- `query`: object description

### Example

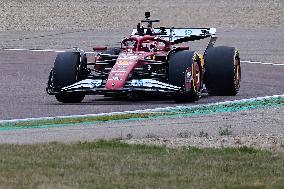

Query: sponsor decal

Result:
[117,60,129,65]
[184,29,192,36]
[131,80,144,87]
[185,69,192,83]
[112,76,121,81]
[119,54,139,60]
[91,80,102,87]
[117,65,127,68]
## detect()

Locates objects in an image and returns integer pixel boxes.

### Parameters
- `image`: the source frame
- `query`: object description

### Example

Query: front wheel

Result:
[168,50,203,102]
[50,51,85,103]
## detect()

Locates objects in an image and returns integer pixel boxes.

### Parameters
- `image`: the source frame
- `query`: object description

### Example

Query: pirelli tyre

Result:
[204,46,241,96]
[52,52,85,103]
[168,50,202,102]
[104,47,122,55]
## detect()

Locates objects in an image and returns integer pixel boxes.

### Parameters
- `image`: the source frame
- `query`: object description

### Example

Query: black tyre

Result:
[52,52,85,103]
[168,50,202,102]
[104,47,121,55]
[204,46,241,96]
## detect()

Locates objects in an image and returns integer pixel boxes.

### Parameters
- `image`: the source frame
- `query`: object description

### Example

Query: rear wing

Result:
[131,28,216,44]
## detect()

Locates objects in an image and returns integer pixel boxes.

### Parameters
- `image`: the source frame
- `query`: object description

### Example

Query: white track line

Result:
[1,48,283,65]
[2,48,94,53]
[0,94,283,124]
[2,48,65,53]
[240,60,284,66]
[3,48,28,51]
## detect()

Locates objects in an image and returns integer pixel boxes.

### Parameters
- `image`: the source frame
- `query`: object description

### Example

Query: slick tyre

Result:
[52,52,85,103]
[204,46,241,96]
[169,50,202,102]
[104,47,122,55]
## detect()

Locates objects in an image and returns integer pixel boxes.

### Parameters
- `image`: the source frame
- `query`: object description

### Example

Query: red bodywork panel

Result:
[103,35,171,90]
[105,53,140,90]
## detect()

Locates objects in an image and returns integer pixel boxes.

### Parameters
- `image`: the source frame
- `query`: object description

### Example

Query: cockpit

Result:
[121,36,170,52]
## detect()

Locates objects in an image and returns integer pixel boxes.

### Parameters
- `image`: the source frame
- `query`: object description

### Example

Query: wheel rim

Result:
[233,52,241,91]
[76,65,81,81]
[191,61,201,93]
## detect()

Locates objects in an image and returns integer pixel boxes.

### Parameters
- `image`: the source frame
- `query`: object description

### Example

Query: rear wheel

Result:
[168,50,202,102]
[204,46,241,95]
[52,52,85,103]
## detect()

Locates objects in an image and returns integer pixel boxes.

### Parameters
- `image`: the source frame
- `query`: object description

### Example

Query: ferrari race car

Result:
[46,12,241,103]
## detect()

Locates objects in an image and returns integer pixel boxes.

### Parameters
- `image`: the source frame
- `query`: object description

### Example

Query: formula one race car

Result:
[47,12,241,103]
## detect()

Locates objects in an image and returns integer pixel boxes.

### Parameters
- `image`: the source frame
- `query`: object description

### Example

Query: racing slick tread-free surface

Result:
[205,46,240,96]
[104,47,122,55]
[53,52,85,103]
[168,50,200,102]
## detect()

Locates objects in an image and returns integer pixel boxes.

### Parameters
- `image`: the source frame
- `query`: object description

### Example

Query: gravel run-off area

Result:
[122,106,284,152]
[0,0,283,31]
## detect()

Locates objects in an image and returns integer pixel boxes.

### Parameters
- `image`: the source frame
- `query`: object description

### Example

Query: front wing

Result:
[59,79,181,94]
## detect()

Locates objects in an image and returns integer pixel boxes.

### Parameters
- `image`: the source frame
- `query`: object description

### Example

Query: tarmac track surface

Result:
[0,28,283,120]
[0,29,283,146]
[0,1,283,145]
[0,49,283,120]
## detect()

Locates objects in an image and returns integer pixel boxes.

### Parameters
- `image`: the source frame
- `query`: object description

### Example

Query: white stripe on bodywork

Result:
[130,79,181,90]
[62,79,103,90]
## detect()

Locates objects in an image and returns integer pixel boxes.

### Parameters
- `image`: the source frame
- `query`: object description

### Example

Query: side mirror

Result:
[93,47,107,51]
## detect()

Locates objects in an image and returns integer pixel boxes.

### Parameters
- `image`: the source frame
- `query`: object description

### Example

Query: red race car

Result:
[47,12,241,103]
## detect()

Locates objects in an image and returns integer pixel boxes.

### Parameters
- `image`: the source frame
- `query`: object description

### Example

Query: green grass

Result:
[0,113,168,129]
[0,140,283,189]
